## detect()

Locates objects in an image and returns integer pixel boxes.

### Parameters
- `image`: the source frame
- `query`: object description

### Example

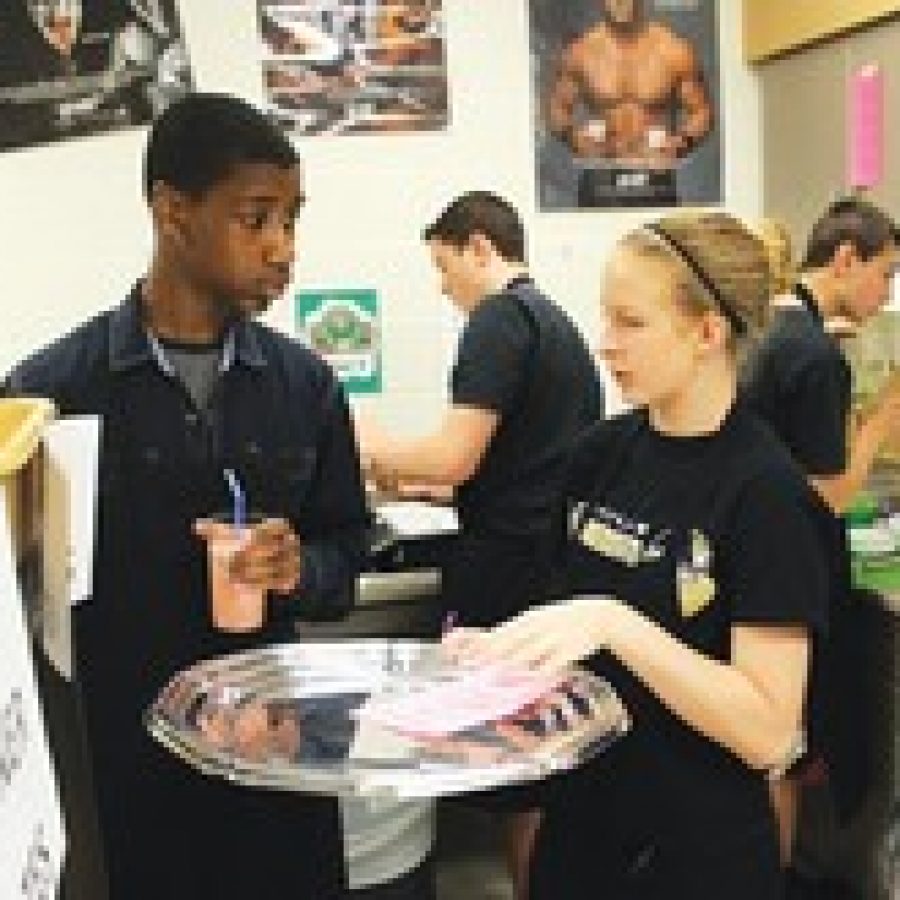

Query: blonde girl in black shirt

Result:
[448,212,830,899]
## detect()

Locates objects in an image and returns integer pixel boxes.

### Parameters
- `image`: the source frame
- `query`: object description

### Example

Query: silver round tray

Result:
[146,639,629,799]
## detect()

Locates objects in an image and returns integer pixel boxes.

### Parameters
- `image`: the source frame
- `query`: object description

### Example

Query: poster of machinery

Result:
[0,0,192,152]
[258,1,448,136]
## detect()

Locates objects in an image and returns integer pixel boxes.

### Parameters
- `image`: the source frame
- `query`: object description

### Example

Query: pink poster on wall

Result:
[848,64,884,190]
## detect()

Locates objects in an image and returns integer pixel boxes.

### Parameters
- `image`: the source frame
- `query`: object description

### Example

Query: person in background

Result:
[755,215,857,341]
[753,214,826,864]
[745,198,900,515]
[754,217,796,301]
[357,190,604,898]
[743,197,900,895]
[359,191,604,628]
[4,93,369,899]
[449,211,831,899]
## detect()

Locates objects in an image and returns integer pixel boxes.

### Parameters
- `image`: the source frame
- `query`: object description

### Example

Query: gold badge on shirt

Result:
[677,530,716,618]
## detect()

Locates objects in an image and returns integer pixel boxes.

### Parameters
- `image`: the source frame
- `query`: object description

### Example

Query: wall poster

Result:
[529,0,722,210]
[295,288,382,395]
[258,1,448,135]
[0,0,192,152]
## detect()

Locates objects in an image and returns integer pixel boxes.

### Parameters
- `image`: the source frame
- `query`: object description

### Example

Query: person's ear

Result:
[468,232,495,267]
[150,182,192,247]
[831,241,859,278]
[697,310,729,354]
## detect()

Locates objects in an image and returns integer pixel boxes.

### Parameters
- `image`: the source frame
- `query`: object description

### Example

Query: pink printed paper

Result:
[356,668,564,738]
[848,64,884,190]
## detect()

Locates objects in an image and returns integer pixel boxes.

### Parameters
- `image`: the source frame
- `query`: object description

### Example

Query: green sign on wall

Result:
[294,289,382,395]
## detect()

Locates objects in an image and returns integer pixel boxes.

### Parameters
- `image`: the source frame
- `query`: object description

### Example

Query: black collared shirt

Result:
[5,286,369,629]
[5,285,361,900]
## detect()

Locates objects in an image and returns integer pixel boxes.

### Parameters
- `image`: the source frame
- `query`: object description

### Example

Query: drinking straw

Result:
[223,468,246,528]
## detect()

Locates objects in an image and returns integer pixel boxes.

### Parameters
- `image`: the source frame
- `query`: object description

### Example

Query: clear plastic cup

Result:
[203,513,267,633]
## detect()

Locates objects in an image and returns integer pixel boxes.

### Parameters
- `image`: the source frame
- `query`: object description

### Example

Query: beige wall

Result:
[760,14,900,250]
[745,0,900,63]
[2,1,762,427]
[759,13,900,469]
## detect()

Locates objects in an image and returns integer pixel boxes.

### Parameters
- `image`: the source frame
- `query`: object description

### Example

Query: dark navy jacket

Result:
[4,287,368,898]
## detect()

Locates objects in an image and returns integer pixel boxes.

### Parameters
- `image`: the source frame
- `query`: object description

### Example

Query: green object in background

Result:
[846,492,879,526]
[295,289,382,395]
[852,553,900,593]
[848,490,900,591]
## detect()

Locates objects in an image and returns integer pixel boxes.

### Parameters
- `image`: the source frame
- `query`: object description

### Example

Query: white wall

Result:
[1,1,762,427]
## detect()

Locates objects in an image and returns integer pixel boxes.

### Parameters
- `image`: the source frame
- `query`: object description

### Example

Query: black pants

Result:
[531,819,782,899]
[80,698,344,900]
[816,588,878,822]
[347,857,435,900]
[529,754,783,900]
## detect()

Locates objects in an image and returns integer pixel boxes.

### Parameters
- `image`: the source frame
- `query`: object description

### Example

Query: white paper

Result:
[0,486,66,898]
[41,416,101,679]
[376,501,458,539]
[888,269,900,312]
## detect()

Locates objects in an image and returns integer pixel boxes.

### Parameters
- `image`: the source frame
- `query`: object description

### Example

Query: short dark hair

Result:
[422,192,527,263]
[803,196,899,269]
[143,93,298,202]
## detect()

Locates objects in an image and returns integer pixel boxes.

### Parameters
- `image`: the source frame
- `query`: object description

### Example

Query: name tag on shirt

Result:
[579,520,643,566]
[676,530,716,618]
[573,504,666,568]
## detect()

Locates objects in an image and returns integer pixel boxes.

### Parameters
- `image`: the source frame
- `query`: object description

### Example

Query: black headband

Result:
[644,223,747,336]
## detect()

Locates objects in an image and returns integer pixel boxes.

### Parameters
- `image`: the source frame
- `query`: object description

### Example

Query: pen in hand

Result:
[441,610,486,666]
[442,610,458,637]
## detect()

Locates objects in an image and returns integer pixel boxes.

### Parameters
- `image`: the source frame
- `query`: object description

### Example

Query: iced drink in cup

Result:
[203,513,267,633]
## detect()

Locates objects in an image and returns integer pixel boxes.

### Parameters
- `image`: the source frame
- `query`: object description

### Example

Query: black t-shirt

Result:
[450,276,604,537]
[559,402,830,831]
[741,282,852,604]
[742,284,852,476]
[742,288,872,815]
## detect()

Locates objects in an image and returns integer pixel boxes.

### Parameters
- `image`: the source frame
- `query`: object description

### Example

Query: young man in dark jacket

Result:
[5,93,369,899]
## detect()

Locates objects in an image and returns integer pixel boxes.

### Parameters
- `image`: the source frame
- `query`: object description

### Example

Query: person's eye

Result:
[237,210,268,231]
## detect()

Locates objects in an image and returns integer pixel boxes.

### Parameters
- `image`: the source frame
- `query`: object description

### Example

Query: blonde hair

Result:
[753,217,796,295]
[620,211,771,362]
